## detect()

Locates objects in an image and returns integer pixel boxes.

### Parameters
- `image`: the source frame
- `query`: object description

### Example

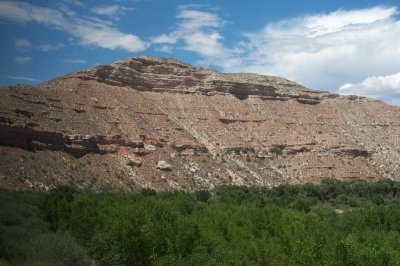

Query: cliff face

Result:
[1,56,399,191]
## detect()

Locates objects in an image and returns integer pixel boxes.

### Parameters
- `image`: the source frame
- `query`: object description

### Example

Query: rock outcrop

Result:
[1,56,399,191]
[156,161,173,171]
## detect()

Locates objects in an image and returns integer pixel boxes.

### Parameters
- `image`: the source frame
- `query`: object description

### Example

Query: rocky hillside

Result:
[1,56,399,191]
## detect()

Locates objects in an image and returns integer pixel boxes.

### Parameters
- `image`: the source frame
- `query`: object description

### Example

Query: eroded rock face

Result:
[1,56,399,191]
[71,56,337,104]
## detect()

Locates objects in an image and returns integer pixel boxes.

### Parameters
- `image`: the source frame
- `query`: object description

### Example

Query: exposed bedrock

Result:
[1,56,399,191]
[69,56,342,104]
[0,123,144,158]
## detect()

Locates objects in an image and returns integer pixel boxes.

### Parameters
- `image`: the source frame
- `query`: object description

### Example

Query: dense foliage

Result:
[2,179,400,265]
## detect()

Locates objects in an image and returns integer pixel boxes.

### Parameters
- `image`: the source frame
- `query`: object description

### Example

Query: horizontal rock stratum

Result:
[1,56,400,191]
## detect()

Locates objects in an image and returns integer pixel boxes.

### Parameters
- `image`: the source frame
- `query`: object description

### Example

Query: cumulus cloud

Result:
[339,72,400,105]
[15,56,31,63]
[151,6,230,58]
[230,6,400,92]
[0,1,147,52]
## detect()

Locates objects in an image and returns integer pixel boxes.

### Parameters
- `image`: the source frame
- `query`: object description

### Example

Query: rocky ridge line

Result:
[62,56,364,104]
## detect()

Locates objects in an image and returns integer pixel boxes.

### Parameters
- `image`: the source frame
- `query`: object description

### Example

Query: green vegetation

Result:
[2,179,400,265]
[195,146,209,154]
[269,146,283,157]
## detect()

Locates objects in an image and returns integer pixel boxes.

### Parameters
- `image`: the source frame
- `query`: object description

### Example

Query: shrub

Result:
[26,232,89,266]
[269,146,283,157]
[42,186,76,231]
[195,146,209,154]
[140,188,157,197]
[194,190,211,202]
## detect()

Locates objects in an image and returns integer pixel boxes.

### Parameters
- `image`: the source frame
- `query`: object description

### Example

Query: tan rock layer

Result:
[0,56,399,191]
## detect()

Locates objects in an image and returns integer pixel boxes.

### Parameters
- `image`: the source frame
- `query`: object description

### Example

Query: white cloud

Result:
[15,56,31,63]
[151,7,229,58]
[155,45,174,53]
[176,9,224,30]
[91,5,134,17]
[303,7,397,37]
[339,72,400,105]
[62,59,88,64]
[0,1,147,52]
[226,6,400,93]
[6,76,40,82]
[152,34,177,44]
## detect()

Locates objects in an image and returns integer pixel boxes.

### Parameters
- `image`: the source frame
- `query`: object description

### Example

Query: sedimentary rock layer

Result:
[1,56,399,191]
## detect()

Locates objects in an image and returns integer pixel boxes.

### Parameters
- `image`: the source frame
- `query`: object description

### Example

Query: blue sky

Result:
[1,0,400,105]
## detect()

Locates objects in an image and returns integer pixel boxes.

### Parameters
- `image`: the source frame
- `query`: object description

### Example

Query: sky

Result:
[1,0,400,105]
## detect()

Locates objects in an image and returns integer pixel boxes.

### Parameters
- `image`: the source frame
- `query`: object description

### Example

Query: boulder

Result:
[156,161,172,171]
